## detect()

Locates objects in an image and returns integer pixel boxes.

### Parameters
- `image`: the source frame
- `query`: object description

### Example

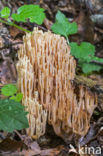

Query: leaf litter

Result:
[0,0,103,156]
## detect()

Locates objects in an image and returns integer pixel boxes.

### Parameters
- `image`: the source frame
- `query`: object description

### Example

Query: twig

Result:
[0,41,23,50]
[14,130,32,148]
[14,130,24,141]
[85,127,103,145]
[0,18,31,33]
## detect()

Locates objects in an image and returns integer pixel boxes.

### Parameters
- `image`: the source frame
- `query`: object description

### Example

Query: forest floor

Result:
[0,0,103,156]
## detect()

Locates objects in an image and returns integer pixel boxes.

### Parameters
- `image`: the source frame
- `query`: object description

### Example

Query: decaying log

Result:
[74,75,103,112]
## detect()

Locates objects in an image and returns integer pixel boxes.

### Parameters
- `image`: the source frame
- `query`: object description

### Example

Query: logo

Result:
[69,144,102,155]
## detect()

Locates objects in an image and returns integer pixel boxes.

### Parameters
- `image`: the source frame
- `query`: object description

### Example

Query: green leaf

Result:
[11,5,45,25]
[51,11,78,37]
[70,42,95,62]
[0,99,29,132]
[0,7,11,19]
[92,56,103,63]
[1,84,17,96]
[81,63,102,74]
[10,93,23,102]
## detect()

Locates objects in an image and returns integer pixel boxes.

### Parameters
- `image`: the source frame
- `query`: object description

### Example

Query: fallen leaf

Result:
[0,60,17,84]
[20,145,64,156]
[0,138,27,154]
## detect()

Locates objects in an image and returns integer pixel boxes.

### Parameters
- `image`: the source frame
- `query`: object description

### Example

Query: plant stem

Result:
[66,36,69,44]
[0,18,13,26]
[13,23,31,33]
[0,18,31,33]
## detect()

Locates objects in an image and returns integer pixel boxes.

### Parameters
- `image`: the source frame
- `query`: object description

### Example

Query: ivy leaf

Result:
[0,99,29,132]
[70,42,95,62]
[11,5,45,25]
[81,63,102,74]
[0,7,11,19]
[1,84,17,96]
[51,11,78,38]
[10,93,23,102]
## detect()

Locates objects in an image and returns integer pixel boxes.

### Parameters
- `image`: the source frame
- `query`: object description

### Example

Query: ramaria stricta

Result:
[17,28,97,139]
